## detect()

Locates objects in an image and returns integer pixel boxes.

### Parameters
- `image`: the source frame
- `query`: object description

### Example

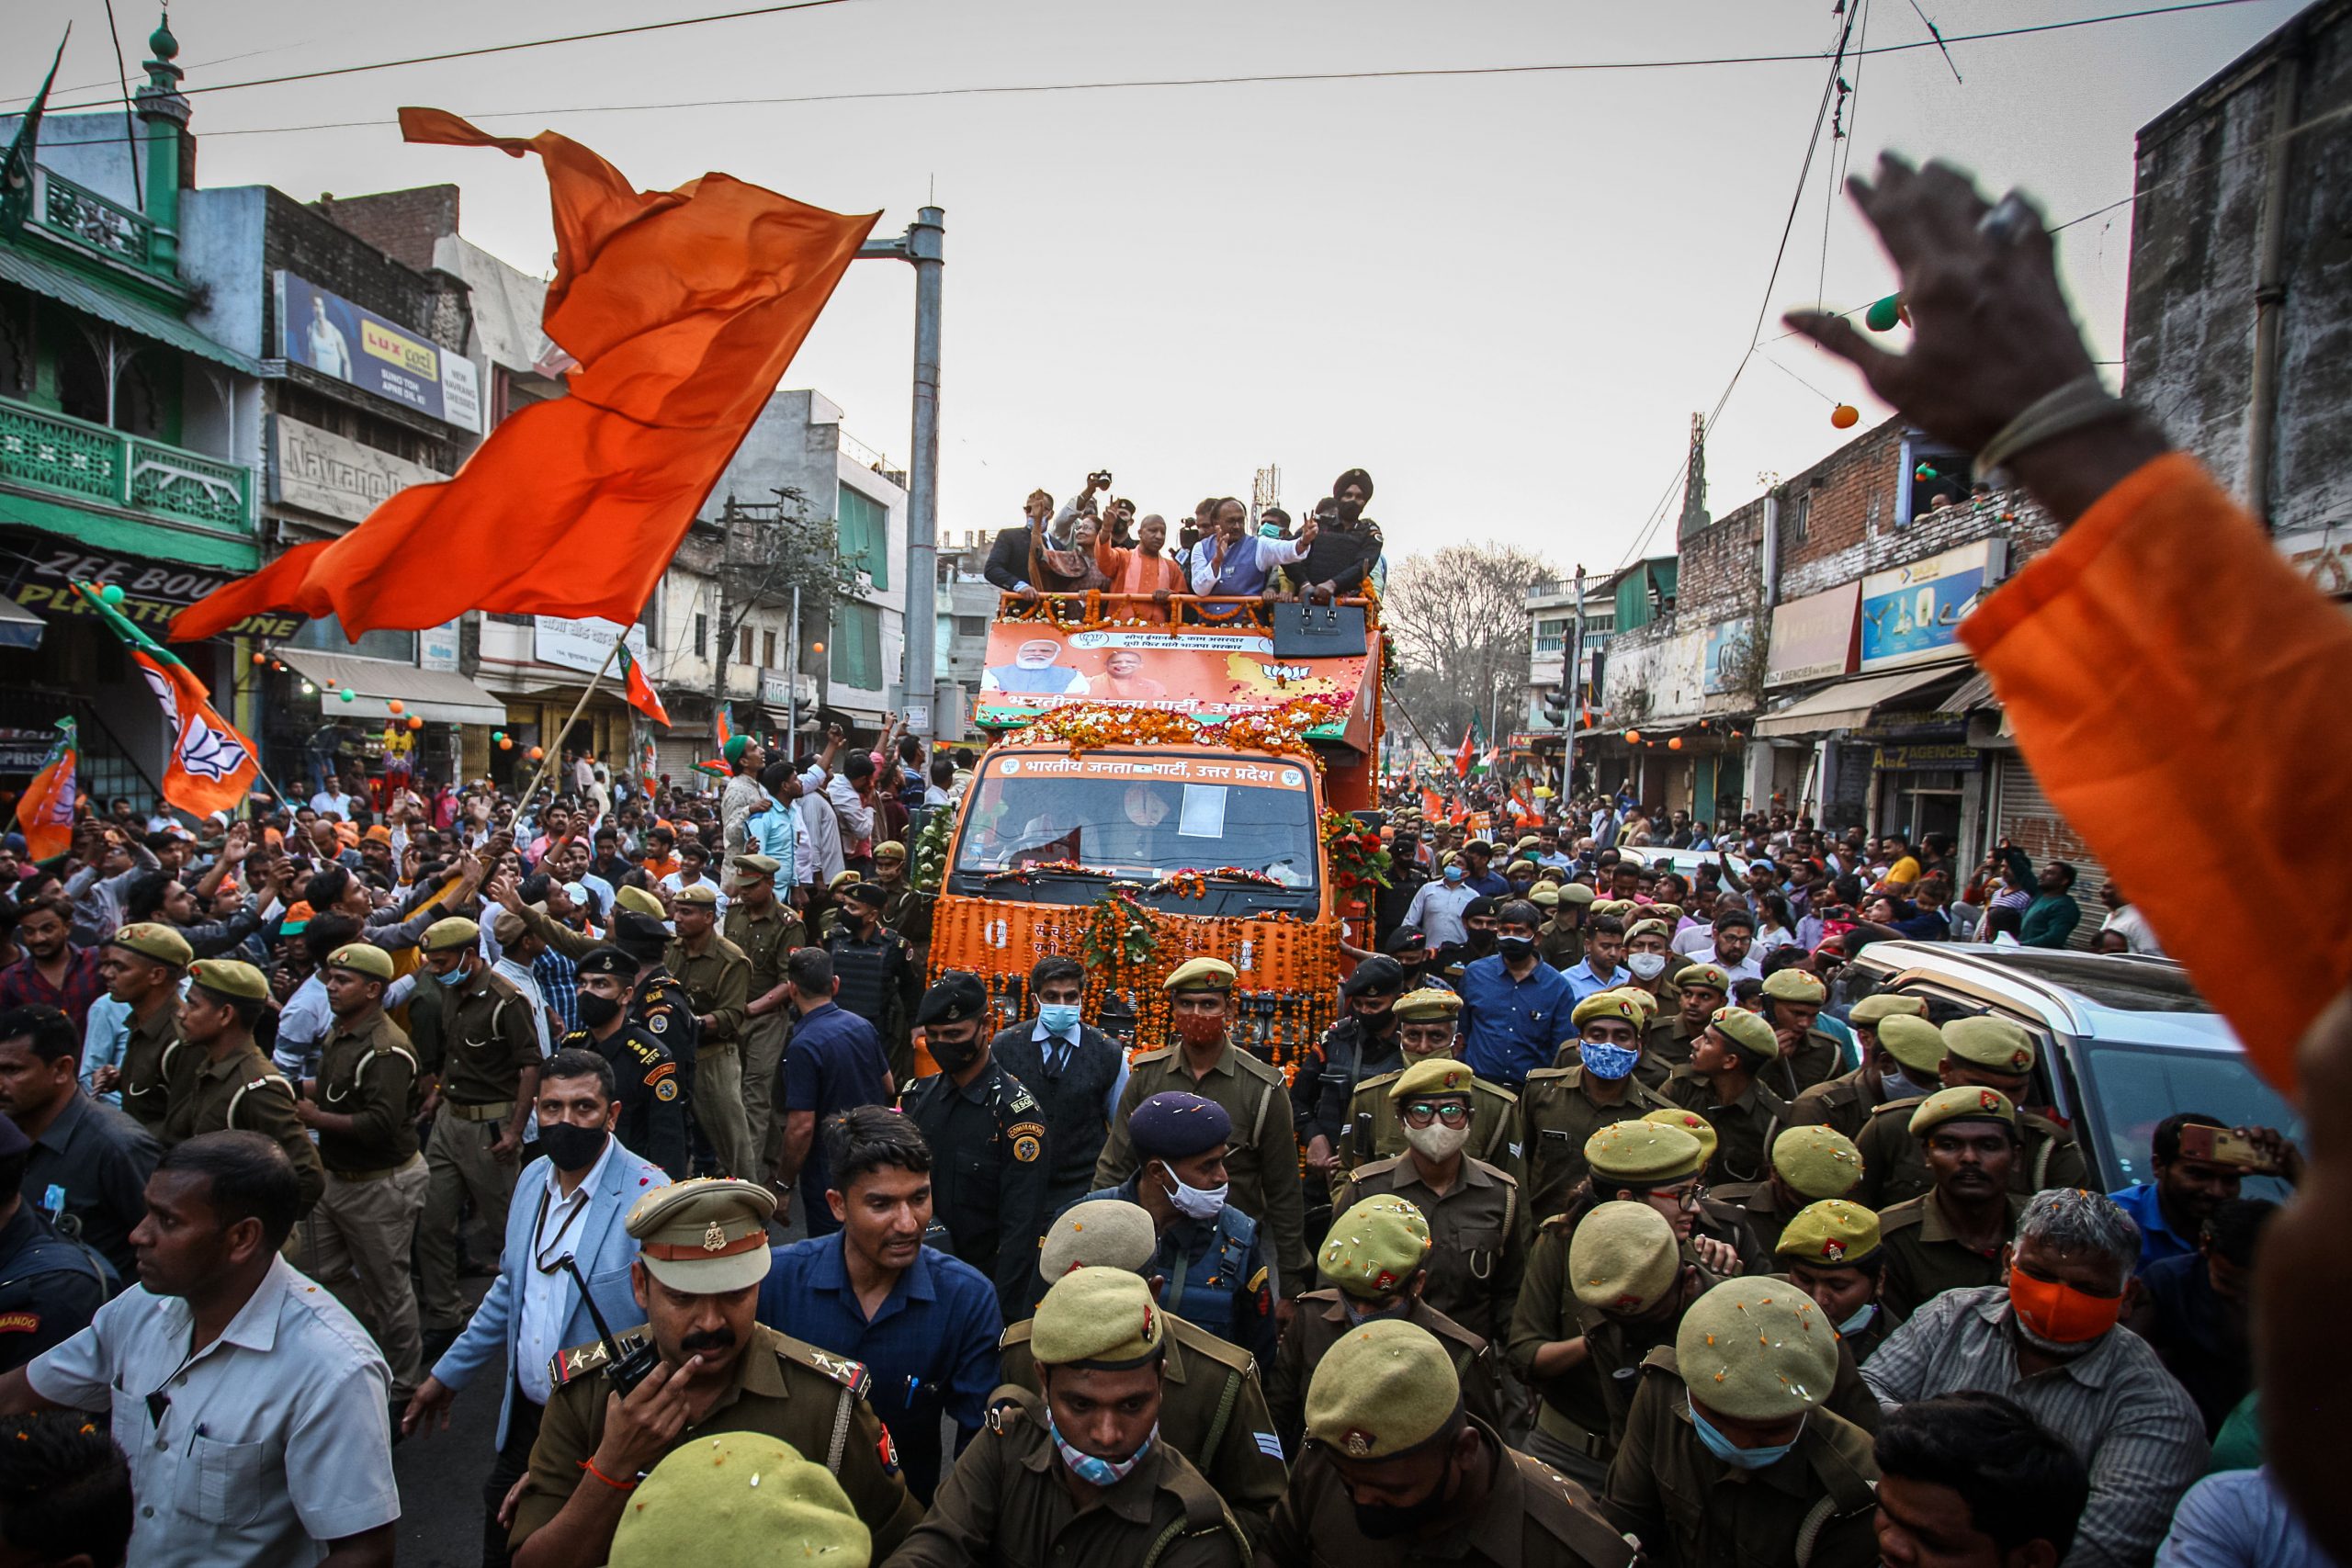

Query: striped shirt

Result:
[534,947,580,1034]
[1864,1285,2208,1568]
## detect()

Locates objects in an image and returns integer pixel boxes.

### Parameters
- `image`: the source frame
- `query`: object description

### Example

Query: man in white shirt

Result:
[2097,883,2165,956]
[1693,904,1765,984]
[656,842,730,916]
[401,1049,666,1566]
[1399,870,1480,950]
[3,1131,400,1568]
[310,780,356,820]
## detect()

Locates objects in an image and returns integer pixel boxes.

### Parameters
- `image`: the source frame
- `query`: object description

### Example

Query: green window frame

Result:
[837,482,890,589]
[831,599,885,691]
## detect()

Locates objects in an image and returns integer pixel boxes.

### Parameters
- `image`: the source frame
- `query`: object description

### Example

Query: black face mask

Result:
[929,1031,982,1074]
[1464,930,1498,956]
[1497,936,1536,963]
[537,1120,608,1173]
[1350,1462,1455,1540]
[576,992,623,1029]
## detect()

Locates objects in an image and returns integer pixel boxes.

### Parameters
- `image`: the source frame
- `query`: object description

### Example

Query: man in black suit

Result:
[983,490,1055,597]
[988,954,1129,1216]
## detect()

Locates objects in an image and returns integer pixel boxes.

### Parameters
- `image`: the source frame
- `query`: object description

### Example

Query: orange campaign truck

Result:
[923,590,1387,1076]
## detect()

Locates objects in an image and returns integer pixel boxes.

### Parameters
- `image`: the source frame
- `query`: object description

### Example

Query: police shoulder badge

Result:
[649,1011,669,1033]
[1010,1120,1044,1164]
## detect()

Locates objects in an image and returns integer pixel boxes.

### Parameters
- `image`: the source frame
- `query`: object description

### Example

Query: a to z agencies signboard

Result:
[275,272,482,433]
[1858,540,2008,671]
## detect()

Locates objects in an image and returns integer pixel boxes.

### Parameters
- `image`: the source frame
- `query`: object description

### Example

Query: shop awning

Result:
[0,246,262,377]
[0,597,44,650]
[1751,661,1970,739]
[277,649,507,726]
[1945,669,1998,712]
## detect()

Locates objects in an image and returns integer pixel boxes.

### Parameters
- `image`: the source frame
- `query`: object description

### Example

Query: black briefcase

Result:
[1271,602,1367,659]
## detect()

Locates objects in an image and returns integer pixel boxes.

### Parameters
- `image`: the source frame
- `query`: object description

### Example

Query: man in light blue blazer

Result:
[400,1045,670,1566]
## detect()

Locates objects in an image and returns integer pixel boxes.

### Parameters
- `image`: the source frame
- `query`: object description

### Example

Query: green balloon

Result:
[99,584,126,606]
[1865,294,1903,333]
[339,688,355,703]
[492,730,504,742]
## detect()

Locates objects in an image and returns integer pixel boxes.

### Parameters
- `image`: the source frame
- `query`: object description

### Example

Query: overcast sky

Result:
[13,0,2300,572]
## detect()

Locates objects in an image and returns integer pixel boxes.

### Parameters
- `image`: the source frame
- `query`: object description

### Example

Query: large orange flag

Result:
[173,110,878,641]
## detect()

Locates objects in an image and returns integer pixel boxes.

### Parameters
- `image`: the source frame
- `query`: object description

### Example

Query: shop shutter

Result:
[1991,753,2108,951]
[653,734,704,784]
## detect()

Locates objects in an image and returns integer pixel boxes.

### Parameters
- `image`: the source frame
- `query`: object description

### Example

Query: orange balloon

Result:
[1830,404,1860,429]
[407,716,424,731]
[1668,737,1684,750]
[499,738,514,750]
[251,651,267,666]
[528,746,546,761]
[388,700,404,715]
[1623,729,1642,743]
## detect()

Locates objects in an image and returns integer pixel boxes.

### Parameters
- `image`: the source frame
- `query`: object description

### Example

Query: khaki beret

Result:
[827,869,861,893]
[1388,1056,1476,1104]
[1643,1107,1720,1168]
[1649,903,1685,923]
[615,885,668,919]
[873,840,908,863]
[1592,898,1635,918]
[1909,1084,2018,1138]
[492,911,527,947]
[1770,1125,1864,1200]
[1944,1015,2037,1074]
[1775,1199,1883,1268]
[187,958,269,1001]
[732,853,781,883]
[1624,918,1672,942]
[324,942,394,982]
[1602,986,1659,1022]
[1033,1266,1164,1368]
[1569,1201,1681,1315]
[1572,992,1645,1030]
[1848,992,1930,1026]
[421,916,481,953]
[1320,1195,1433,1299]
[1393,989,1462,1024]
[1513,835,1542,853]
[1871,1018,1941,1078]
[108,921,192,968]
[1677,1280,1839,1421]
[1463,838,1495,853]
[1677,964,1732,997]
[673,883,720,908]
[1760,968,1826,1003]
[1305,1320,1460,1460]
[627,1178,775,1292]
[1038,1200,1157,1281]
[1529,886,1560,908]
[1163,956,1237,993]
[609,1433,868,1568]
[1556,884,1598,908]
[1586,1120,1705,1185]
[1708,1006,1781,1063]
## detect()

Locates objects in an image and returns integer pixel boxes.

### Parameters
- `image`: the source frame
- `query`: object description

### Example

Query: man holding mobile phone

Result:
[2109,1112,2302,1272]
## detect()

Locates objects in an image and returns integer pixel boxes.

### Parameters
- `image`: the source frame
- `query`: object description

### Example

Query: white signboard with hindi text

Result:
[532,615,650,676]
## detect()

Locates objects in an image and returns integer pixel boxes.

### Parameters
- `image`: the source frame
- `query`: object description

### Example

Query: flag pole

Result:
[509,632,628,825]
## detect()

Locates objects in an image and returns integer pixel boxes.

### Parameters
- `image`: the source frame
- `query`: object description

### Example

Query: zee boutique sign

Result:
[0,537,301,639]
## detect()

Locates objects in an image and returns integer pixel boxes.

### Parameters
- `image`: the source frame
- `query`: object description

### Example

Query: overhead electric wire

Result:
[12,0,2264,130]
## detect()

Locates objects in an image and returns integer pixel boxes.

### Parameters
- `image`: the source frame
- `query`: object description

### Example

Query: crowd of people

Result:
[0,153,2337,1568]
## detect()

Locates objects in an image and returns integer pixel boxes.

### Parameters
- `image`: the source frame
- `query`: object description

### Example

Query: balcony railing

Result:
[32,168,172,284]
[0,394,254,536]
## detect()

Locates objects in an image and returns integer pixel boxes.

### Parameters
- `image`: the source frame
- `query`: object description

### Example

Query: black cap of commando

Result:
[844,883,888,910]
[576,945,642,979]
[613,909,671,962]
[915,971,988,1028]
[1341,954,1407,998]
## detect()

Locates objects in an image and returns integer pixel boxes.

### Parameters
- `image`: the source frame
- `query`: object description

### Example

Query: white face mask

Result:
[1879,1065,1935,1100]
[1159,1163,1227,1221]
[1403,1122,1470,1162]
[1627,953,1668,980]
[1837,1301,1877,1337]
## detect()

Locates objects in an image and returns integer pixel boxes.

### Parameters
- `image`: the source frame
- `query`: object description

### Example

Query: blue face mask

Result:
[1038,1003,1082,1036]
[1578,1042,1640,1080]
[1836,1302,1877,1337]
[1442,864,1465,885]
[1049,1414,1155,1486]
[432,962,469,988]
[1689,1401,1803,1472]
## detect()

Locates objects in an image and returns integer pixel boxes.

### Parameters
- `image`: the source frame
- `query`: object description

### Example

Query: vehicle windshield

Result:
[1965,949,2212,1013]
[2074,1042,2301,1201]
[955,764,1319,888]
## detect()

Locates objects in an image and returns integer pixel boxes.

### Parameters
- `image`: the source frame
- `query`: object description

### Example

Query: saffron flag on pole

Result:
[73,582,259,817]
[16,718,75,861]
[170,110,879,642]
[1453,726,1475,779]
[616,642,669,728]
[714,704,735,751]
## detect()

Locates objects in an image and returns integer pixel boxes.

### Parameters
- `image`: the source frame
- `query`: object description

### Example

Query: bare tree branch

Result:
[1381,542,1554,741]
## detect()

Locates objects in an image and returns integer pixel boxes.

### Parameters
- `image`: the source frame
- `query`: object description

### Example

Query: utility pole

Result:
[1565,564,1584,806]
[857,208,944,745]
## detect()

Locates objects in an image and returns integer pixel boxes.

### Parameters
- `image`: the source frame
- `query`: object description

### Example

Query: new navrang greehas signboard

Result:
[274,272,482,433]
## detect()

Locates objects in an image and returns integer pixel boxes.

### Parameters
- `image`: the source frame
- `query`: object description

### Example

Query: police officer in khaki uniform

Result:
[163,957,324,1214]
[1755,967,1844,1095]
[1576,1119,1763,1280]
[1777,1200,1899,1366]
[901,1267,1248,1568]
[1510,1201,1723,1486]
[1520,992,1676,1220]
[293,942,430,1402]
[417,915,542,1340]
[1261,1318,1638,1568]
[666,884,756,1179]
[1875,1085,2030,1319]
[1785,992,1933,1141]
[513,1179,922,1567]
[1568,984,1673,1091]
[1002,1200,1287,1546]
[1600,1279,1881,1567]
[1646,962,1728,1069]
[603,1430,867,1568]
[1271,1195,1504,1454]
[721,854,800,1169]
[1537,882,1593,971]
[1332,1057,1526,1344]
[1095,957,1308,1302]
[1663,1006,1791,1186]
[1707,1123,1865,1258]
[1849,1014,2087,1208]
[99,921,193,1138]
[1340,989,1523,1177]
[870,840,933,948]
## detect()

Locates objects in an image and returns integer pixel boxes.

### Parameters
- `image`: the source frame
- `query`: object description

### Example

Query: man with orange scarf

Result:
[1093,512,1188,623]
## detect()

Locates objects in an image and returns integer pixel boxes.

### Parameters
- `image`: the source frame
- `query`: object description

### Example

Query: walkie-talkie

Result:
[558,1255,659,1396]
